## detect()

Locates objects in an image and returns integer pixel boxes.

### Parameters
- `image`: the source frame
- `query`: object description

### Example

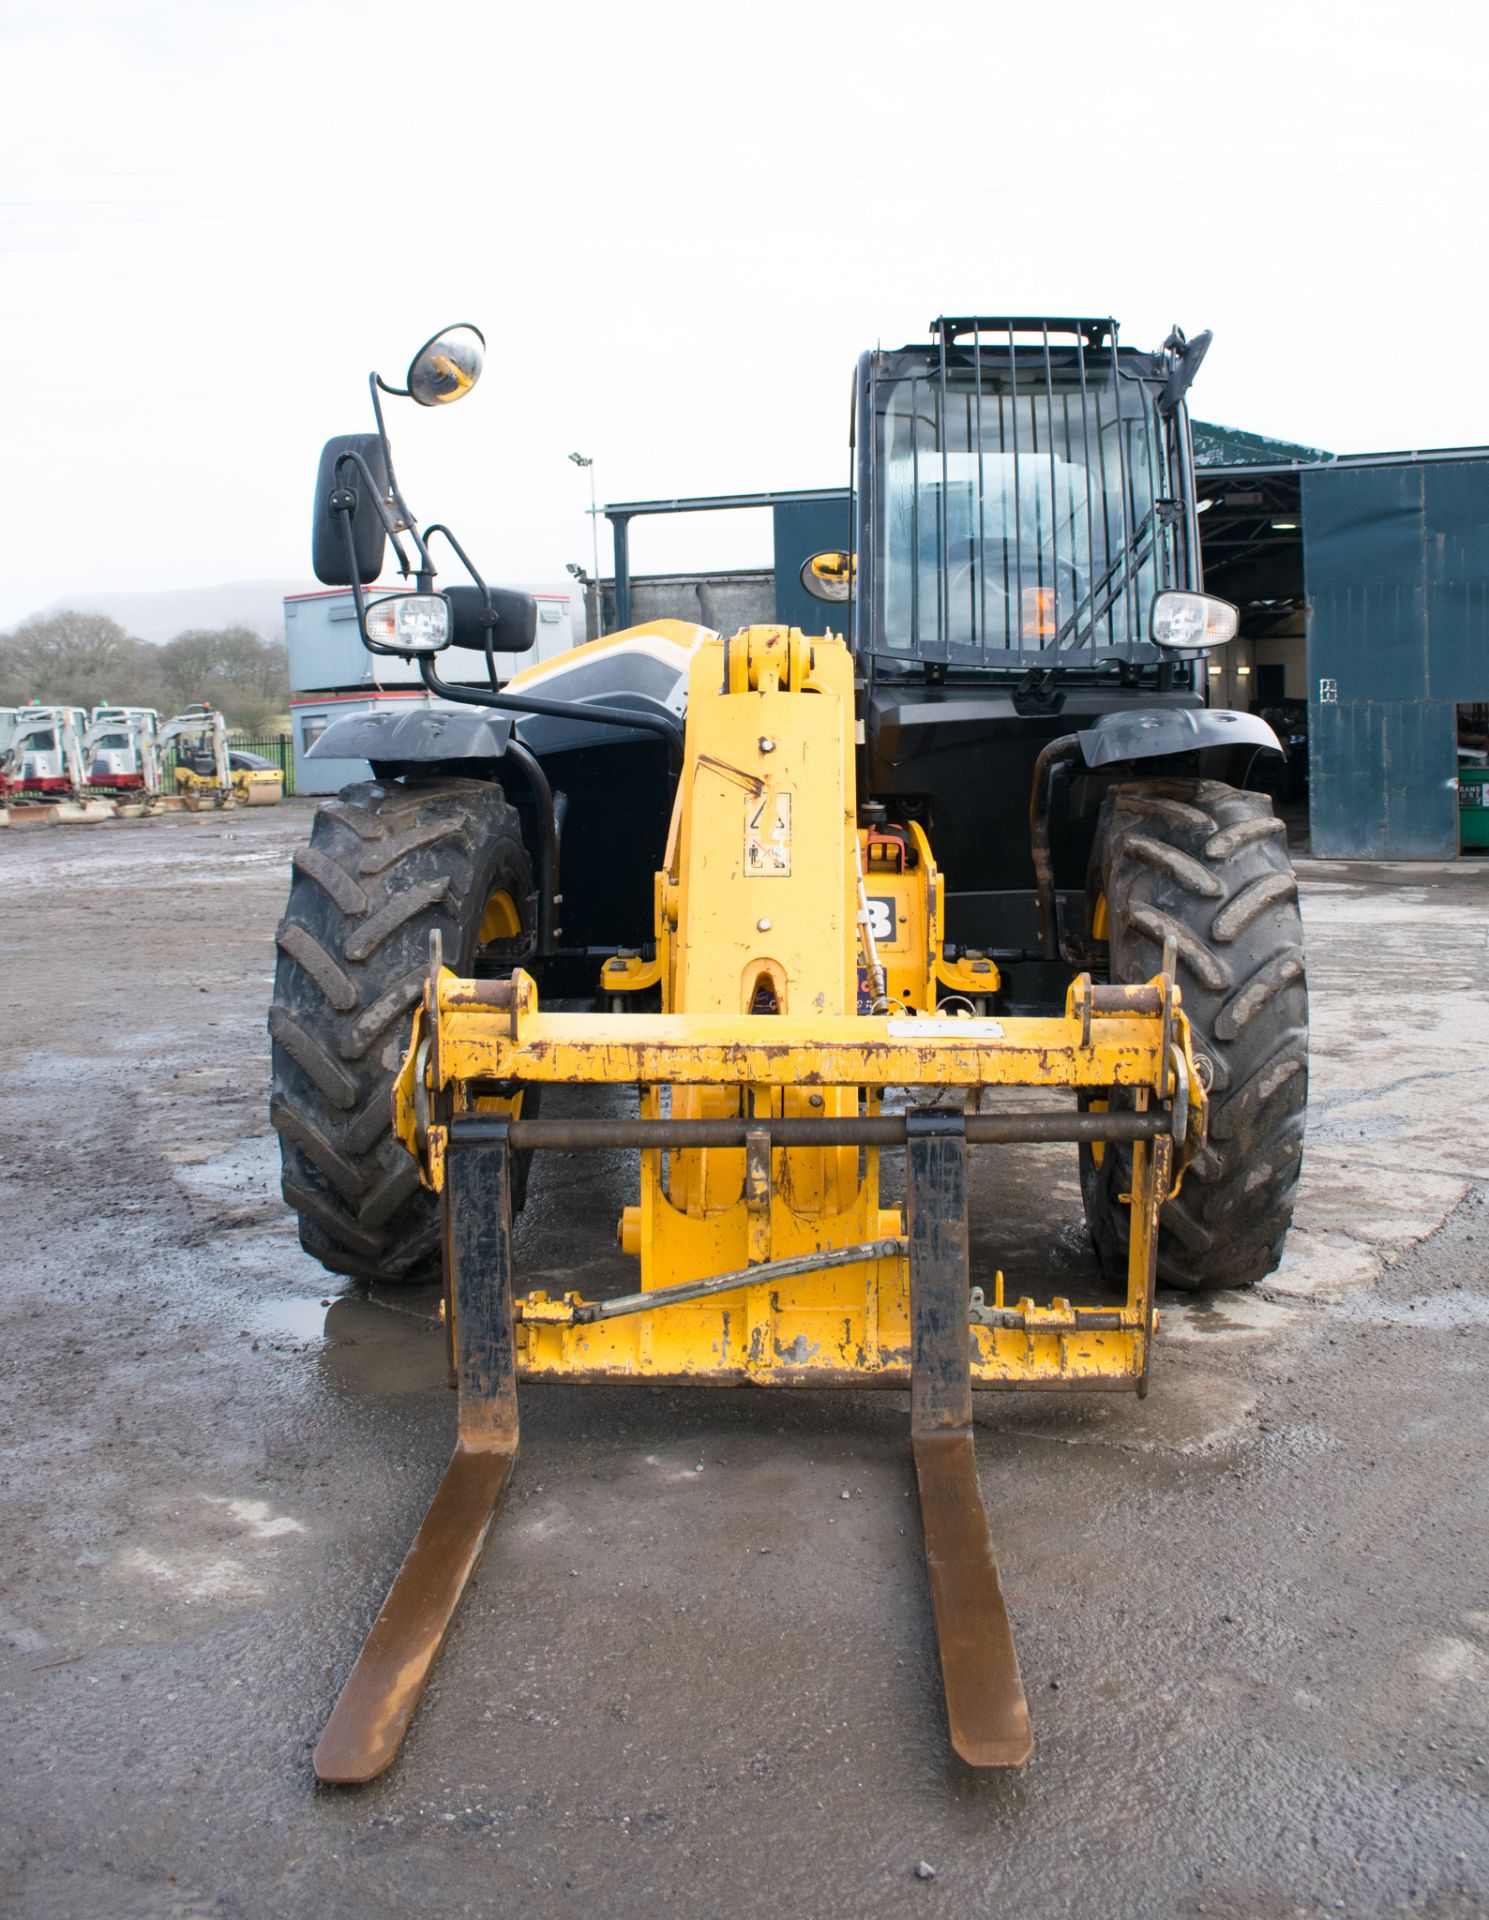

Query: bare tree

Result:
[158,626,289,729]
[0,613,290,731]
[0,611,171,713]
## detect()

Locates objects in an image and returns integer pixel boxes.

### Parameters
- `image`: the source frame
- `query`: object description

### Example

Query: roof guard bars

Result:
[932,317,1116,350]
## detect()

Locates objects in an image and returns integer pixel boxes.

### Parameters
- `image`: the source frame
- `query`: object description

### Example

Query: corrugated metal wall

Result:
[1304,458,1489,858]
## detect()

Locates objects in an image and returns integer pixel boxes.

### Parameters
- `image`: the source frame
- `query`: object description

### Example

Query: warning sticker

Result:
[744,790,792,875]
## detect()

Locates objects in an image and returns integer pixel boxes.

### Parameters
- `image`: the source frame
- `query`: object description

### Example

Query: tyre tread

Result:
[1082,780,1308,1292]
[269,778,533,1286]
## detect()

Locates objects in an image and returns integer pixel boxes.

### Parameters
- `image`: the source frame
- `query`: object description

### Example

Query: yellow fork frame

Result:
[394,623,1204,1397]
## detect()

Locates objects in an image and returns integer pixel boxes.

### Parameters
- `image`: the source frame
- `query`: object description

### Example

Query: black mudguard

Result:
[306,707,515,766]
[1076,706,1281,770]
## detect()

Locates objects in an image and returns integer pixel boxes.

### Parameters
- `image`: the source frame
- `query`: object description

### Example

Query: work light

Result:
[1149,590,1239,651]
[363,593,451,653]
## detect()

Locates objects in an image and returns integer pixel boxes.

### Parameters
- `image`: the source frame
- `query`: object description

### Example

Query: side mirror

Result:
[800,550,855,603]
[311,433,389,586]
[445,584,538,653]
[1158,327,1213,417]
[405,324,485,407]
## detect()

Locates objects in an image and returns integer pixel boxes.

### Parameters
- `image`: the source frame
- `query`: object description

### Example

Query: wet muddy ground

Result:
[2,805,1487,1918]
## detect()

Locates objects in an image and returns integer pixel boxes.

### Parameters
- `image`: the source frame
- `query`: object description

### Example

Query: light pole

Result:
[569,452,602,637]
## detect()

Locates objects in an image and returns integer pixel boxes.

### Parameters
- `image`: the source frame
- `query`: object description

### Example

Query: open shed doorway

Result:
[1457,703,1489,854]
[1194,463,1308,839]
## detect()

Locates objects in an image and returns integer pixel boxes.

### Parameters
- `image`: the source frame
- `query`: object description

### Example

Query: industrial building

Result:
[1192,432,1489,859]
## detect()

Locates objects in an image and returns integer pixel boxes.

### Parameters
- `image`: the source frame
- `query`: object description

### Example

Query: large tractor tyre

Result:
[269,777,535,1288]
[1080,778,1308,1292]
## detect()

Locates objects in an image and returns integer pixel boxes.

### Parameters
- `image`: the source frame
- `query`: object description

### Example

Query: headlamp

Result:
[363,593,451,654]
[1149,591,1239,651]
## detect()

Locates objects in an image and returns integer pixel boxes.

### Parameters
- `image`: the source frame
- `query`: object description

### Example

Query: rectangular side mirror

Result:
[312,433,390,586]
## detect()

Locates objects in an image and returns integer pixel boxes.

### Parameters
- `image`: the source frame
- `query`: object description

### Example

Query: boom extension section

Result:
[315,627,1205,1784]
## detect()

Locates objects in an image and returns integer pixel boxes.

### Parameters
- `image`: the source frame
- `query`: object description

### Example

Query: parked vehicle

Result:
[273,317,1303,1784]
[85,706,163,792]
[0,705,88,795]
[158,705,282,807]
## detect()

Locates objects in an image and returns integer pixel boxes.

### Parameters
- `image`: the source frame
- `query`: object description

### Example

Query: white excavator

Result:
[1,704,89,795]
[85,706,165,803]
[0,705,120,823]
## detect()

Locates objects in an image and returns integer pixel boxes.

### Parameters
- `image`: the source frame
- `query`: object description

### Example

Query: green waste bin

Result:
[1459,765,1489,850]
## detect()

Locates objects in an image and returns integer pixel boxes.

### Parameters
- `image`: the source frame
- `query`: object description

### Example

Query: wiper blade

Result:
[1050,505,1159,651]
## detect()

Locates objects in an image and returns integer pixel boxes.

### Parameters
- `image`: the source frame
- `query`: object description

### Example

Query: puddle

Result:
[321,1295,448,1394]
[246,1290,448,1393]
[251,1294,334,1344]
[170,1137,279,1201]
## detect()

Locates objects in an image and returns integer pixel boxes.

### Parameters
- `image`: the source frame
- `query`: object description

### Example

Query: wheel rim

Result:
[477,888,522,947]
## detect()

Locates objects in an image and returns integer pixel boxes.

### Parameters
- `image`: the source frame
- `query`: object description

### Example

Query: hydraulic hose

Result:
[1028,733,1081,963]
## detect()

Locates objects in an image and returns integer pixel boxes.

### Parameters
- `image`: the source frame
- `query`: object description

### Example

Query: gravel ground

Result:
[1,802,1486,1919]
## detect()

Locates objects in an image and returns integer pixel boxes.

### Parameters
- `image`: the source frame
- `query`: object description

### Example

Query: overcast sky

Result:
[1,0,1484,630]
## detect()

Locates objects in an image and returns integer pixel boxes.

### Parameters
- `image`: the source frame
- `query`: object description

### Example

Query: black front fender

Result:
[306,707,515,766]
[1076,707,1281,768]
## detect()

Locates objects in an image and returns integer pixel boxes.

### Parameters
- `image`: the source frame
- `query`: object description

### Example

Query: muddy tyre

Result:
[269,777,533,1287]
[1081,779,1307,1292]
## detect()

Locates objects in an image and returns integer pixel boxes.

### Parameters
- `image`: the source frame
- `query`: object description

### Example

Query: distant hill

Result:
[32,579,317,644]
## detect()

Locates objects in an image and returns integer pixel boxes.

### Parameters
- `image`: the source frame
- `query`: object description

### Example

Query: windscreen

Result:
[874,349,1176,665]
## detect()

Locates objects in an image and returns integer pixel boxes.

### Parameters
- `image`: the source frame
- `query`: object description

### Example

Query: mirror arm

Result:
[423,523,502,689]
[333,447,415,579]
[423,523,486,591]
[366,372,433,575]
[336,511,415,658]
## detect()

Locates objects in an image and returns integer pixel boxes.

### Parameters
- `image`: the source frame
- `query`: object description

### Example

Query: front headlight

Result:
[363,593,451,654]
[1149,590,1239,651]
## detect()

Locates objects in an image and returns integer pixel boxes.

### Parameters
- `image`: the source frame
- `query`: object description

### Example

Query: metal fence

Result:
[229,733,296,796]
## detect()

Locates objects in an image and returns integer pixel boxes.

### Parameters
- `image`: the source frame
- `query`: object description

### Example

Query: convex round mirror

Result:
[406,324,485,407]
[800,550,855,603]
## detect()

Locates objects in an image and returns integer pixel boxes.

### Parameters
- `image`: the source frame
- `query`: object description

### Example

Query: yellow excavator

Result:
[270,321,1306,1782]
[162,704,283,807]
